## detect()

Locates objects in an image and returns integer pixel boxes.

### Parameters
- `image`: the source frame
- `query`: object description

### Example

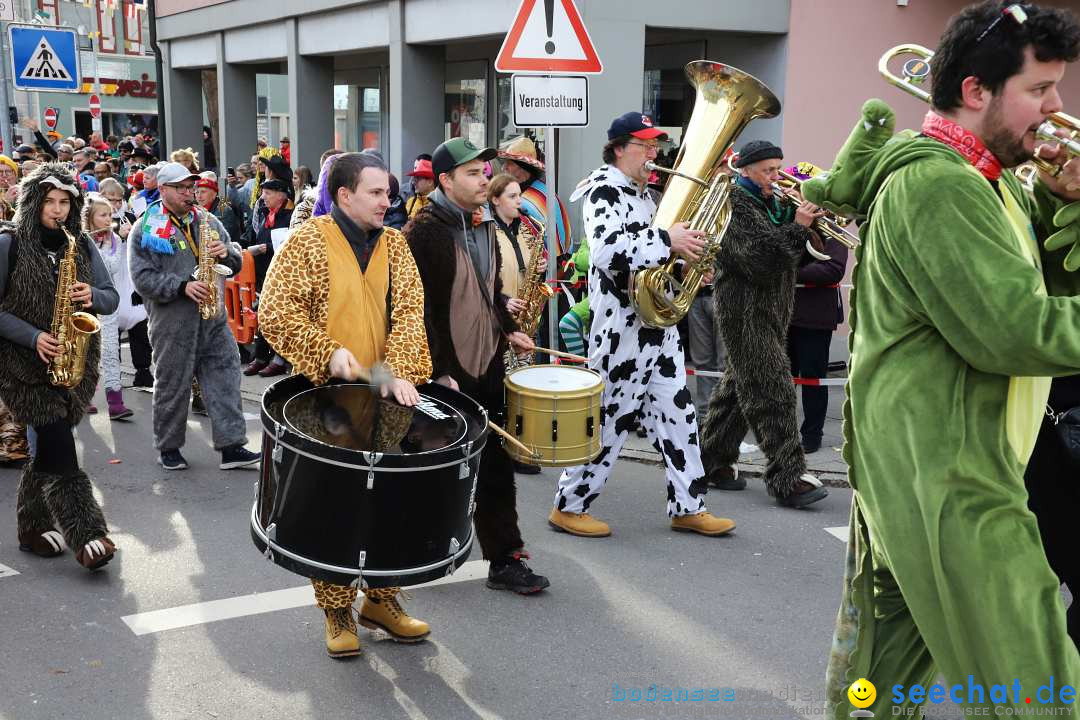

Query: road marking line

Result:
[0,563,21,579]
[825,526,847,542]
[121,560,488,636]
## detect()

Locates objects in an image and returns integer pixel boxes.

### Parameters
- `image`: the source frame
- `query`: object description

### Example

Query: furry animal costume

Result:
[0,162,118,567]
[404,197,527,561]
[128,201,246,451]
[699,181,815,499]
[552,164,710,518]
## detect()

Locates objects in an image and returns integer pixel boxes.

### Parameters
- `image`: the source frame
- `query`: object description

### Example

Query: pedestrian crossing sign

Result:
[8,24,81,92]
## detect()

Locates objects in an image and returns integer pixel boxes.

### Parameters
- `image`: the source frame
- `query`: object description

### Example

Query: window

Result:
[37,0,59,25]
[97,1,117,54]
[445,61,487,147]
[122,2,143,56]
[495,73,547,153]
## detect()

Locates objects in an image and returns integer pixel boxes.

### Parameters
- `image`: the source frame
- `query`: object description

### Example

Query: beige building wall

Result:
[783,0,1080,169]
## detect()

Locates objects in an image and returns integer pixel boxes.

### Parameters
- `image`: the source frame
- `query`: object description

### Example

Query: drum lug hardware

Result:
[515,415,523,436]
[459,462,469,479]
[252,480,258,503]
[271,444,283,464]
[363,452,382,489]
[352,550,366,589]
[551,419,558,442]
[264,523,277,561]
[587,416,595,437]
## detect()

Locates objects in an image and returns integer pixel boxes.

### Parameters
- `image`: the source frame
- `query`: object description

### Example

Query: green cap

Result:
[431,137,497,179]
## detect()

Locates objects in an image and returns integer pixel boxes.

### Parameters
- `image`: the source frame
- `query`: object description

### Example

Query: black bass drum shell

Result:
[251,375,488,588]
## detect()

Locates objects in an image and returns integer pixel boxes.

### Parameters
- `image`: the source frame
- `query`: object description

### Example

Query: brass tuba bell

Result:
[629,60,780,328]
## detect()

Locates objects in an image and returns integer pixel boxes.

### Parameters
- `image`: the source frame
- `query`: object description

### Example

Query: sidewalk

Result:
[120,348,850,487]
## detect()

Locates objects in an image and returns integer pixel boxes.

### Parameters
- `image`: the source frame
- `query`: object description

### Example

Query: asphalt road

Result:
[0,387,855,720]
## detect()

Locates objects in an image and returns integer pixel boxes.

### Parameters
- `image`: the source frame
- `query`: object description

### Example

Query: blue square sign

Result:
[8,24,81,92]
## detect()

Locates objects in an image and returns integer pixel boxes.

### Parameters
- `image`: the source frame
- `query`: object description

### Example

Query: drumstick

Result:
[531,346,588,364]
[487,422,542,462]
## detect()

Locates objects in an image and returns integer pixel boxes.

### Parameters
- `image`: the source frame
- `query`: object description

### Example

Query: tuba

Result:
[629,61,780,328]
[48,228,101,388]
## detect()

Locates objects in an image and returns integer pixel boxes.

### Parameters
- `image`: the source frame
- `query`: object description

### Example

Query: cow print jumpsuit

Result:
[554,165,709,517]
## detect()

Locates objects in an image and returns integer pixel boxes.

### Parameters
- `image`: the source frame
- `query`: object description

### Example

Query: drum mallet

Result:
[487,422,542,462]
[531,346,588,364]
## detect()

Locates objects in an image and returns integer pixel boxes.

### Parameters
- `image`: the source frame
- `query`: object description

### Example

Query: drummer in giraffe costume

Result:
[259,151,433,658]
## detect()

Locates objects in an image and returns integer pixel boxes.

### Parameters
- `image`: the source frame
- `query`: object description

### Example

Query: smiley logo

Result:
[848,678,876,709]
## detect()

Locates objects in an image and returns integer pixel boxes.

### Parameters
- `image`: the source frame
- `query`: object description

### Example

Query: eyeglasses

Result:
[628,141,661,154]
[974,3,1028,45]
[166,184,196,194]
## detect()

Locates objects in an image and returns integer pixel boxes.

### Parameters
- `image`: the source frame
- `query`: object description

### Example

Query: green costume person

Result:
[803,95,1080,717]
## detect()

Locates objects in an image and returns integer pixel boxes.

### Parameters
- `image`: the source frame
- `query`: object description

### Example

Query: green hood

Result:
[801,99,965,219]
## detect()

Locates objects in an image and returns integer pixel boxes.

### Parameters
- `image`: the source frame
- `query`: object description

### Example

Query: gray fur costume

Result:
[128,201,246,451]
[700,183,813,498]
[0,162,118,558]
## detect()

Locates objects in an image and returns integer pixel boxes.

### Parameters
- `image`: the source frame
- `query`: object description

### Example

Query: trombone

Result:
[723,152,860,255]
[772,169,860,252]
[880,43,1080,177]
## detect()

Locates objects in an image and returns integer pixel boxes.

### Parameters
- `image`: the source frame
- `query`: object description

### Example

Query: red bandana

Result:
[921,110,1003,181]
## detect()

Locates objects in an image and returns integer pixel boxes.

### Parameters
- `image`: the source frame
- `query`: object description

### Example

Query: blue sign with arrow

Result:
[7,24,81,93]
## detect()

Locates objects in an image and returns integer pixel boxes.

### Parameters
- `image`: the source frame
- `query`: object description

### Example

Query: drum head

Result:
[507,365,600,391]
[282,383,467,455]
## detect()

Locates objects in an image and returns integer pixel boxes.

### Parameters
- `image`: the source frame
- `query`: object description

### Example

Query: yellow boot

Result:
[360,588,430,643]
[671,511,736,536]
[323,607,361,658]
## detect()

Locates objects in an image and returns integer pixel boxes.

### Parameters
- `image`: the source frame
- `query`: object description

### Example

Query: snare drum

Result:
[251,375,487,588]
[504,364,604,467]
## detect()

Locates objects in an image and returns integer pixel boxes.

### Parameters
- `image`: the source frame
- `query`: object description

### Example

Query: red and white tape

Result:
[684,368,848,386]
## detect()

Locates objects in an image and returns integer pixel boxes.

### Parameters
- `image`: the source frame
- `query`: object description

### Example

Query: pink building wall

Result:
[782,0,1080,169]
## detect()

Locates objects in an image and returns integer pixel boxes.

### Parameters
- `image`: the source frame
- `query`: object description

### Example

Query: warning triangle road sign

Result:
[19,36,72,82]
[496,0,602,74]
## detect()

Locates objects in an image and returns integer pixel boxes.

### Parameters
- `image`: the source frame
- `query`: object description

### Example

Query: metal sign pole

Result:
[545,124,559,359]
[0,23,12,153]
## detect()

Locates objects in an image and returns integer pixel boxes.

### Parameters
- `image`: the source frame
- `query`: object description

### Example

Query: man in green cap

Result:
[405,137,550,595]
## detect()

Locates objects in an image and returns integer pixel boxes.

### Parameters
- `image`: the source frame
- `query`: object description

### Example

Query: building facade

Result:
[6,0,157,144]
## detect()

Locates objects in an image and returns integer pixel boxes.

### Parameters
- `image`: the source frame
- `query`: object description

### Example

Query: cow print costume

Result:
[554,164,709,517]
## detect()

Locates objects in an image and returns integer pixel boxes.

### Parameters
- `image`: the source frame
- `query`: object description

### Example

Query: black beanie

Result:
[735,140,783,168]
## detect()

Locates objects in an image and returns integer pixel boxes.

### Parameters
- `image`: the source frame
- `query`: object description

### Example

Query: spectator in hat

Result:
[14,145,35,162]
[279,137,291,165]
[130,163,161,218]
[404,157,434,219]
[196,174,241,247]
[242,178,292,378]
[497,135,573,259]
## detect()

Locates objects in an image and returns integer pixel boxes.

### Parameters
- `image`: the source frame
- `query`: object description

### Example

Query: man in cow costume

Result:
[548,112,736,538]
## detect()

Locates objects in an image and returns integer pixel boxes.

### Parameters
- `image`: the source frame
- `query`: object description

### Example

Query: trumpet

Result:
[880,43,1080,177]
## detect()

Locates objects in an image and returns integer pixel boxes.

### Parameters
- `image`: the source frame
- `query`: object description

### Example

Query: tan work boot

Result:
[323,607,361,658]
[547,508,611,537]
[359,588,430,643]
[671,511,735,536]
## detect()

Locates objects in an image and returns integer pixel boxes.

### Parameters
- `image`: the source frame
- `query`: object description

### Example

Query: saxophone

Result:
[48,228,101,388]
[505,219,553,370]
[194,208,232,320]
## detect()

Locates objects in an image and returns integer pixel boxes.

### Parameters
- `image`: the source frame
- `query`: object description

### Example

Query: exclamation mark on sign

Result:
[544,0,555,54]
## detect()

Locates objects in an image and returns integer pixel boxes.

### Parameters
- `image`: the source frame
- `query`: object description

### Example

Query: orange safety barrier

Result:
[225,250,258,344]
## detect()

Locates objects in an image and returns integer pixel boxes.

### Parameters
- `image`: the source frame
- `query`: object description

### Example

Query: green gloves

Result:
[1044,200,1080,271]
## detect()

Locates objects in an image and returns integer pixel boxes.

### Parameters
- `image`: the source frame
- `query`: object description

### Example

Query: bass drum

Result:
[251,375,487,588]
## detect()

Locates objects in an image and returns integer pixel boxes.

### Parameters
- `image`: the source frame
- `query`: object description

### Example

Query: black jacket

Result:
[404,201,517,400]
[792,234,848,331]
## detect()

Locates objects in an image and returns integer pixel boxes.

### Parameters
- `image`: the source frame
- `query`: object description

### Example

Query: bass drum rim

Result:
[250,504,476,588]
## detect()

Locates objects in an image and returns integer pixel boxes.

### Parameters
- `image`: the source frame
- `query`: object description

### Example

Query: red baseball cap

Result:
[607,111,668,141]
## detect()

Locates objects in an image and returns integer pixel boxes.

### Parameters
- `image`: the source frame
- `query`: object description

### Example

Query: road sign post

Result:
[497,0,602,355]
[7,23,80,93]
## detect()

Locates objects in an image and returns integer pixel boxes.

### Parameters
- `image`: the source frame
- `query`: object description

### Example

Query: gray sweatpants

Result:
[148,311,246,452]
[687,291,727,422]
